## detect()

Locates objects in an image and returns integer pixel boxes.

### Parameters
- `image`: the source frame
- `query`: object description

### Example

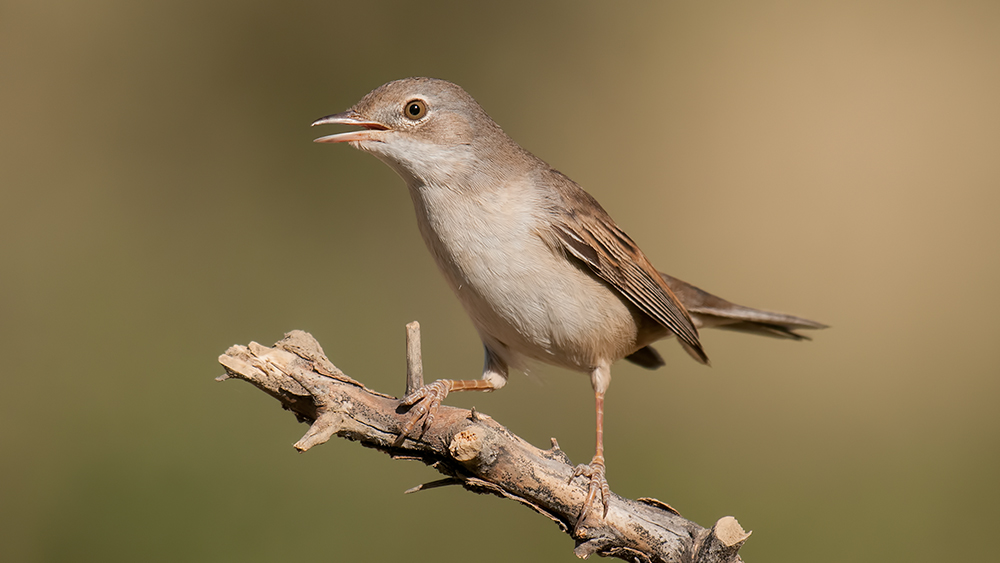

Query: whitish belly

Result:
[412,184,641,372]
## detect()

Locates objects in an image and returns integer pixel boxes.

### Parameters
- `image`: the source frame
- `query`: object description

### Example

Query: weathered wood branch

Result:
[217,325,750,562]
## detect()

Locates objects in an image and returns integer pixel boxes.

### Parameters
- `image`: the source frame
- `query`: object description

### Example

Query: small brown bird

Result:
[313,77,824,525]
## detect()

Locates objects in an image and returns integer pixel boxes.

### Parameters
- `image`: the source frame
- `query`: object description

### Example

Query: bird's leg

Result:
[394,378,497,445]
[572,388,611,527]
[393,345,508,447]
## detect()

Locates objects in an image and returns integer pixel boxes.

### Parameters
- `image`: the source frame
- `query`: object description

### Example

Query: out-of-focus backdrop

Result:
[3,1,998,561]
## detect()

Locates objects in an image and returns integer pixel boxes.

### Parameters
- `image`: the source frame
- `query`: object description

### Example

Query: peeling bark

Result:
[217,326,749,562]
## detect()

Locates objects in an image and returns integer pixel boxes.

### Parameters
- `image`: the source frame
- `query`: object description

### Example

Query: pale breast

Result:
[409,180,643,372]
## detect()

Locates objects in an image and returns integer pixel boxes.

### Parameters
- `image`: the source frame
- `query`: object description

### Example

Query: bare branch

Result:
[218,328,748,563]
[405,321,424,396]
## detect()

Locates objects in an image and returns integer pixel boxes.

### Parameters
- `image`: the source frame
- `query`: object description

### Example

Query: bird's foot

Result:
[571,456,610,529]
[392,380,451,447]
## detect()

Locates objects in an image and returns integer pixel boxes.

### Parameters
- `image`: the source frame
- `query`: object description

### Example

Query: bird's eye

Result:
[404,99,427,120]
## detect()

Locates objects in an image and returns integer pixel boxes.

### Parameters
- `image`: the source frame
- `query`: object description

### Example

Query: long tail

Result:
[624,273,827,369]
[660,272,827,338]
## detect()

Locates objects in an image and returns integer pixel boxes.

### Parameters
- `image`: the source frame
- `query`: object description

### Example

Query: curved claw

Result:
[571,459,610,529]
[393,380,451,447]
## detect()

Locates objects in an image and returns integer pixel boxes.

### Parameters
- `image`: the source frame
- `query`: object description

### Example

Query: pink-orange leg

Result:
[393,378,497,446]
[572,389,611,528]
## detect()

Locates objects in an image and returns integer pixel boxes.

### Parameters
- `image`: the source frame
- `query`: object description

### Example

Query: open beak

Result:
[311,111,388,143]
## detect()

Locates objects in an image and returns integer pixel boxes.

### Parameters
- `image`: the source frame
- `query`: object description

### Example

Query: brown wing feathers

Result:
[543,175,708,365]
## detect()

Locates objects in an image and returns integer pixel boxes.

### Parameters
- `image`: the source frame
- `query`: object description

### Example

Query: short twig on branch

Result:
[217,326,749,563]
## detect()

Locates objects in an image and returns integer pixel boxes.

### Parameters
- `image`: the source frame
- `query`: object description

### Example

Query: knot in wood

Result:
[449,426,489,464]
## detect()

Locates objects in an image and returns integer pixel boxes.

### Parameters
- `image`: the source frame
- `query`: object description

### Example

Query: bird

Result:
[312,77,825,526]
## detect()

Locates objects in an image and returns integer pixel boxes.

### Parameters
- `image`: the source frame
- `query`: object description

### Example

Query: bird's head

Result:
[312,77,515,184]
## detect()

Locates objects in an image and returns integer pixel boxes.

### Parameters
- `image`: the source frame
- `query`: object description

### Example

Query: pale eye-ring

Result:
[403,99,427,120]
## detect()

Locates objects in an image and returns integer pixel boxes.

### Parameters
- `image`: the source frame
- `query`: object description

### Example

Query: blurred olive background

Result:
[2,1,998,561]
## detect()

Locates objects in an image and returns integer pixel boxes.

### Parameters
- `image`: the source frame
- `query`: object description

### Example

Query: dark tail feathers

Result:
[625,273,827,369]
